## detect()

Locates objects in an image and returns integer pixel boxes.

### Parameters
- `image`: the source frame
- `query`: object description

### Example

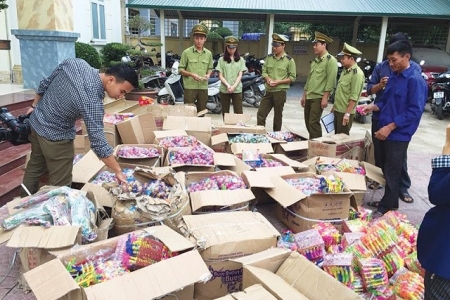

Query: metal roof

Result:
[126,0,450,21]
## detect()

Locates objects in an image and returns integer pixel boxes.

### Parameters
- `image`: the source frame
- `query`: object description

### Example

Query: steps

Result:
[0,92,34,207]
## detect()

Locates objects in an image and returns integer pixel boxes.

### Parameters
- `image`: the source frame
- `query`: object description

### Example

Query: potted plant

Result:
[124,15,163,101]
[0,0,10,50]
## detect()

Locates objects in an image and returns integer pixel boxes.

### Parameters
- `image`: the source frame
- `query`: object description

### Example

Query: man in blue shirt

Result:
[417,125,450,299]
[22,59,138,194]
[364,40,427,217]
[367,32,423,203]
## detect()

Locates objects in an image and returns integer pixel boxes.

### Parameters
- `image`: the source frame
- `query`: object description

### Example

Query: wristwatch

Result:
[345,113,350,117]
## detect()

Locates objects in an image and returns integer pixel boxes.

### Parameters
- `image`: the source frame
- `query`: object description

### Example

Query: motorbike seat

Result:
[208,77,220,84]
[241,74,258,82]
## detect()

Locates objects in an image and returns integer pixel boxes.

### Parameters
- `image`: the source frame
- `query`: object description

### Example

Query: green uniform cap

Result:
[272,33,289,46]
[225,36,239,49]
[337,42,362,56]
[312,31,333,44]
[192,24,208,36]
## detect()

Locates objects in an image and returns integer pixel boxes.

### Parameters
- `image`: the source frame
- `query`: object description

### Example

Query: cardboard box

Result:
[215,113,266,135]
[184,170,255,213]
[181,211,280,299]
[239,153,308,172]
[269,128,309,162]
[23,226,211,300]
[81,113,134,147]
[214,284,277,300]
[115,112,158,144]
[308,133,367,161]
[113,144,163,167]
[130,104,198,130]
[163,116,212,147]
[103,99,140,114]
[211,133,275,154]
[74,134,90,155]
[231,248,362,300]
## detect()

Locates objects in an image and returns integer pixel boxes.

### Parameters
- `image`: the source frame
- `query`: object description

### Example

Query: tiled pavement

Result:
[0,82,445,299]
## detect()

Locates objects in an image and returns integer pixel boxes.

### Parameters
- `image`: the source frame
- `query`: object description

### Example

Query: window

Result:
[127,9,157,36]
[91,0,106,40]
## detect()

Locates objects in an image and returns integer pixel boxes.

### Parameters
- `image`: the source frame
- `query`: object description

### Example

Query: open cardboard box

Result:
[180,211,280,299]
[308,133,368,161]
[214,284,277,300]
[23,225,211,300]
[229,248,362,300]
[214,113,266,135]
[211,133,275,154]
[238,153,308,172]
[269,128,309,162]
[163,115,212,147]
[129,104,198,130]
[113,143,163,168]
[115,112,158,144]
[183,170,255,214]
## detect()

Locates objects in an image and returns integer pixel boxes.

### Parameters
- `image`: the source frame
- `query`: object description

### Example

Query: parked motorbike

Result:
[241,74,265,107]
[358,58,376,82]
[157,61,222,114]
[430,71,450,120]
[243,53,264,75]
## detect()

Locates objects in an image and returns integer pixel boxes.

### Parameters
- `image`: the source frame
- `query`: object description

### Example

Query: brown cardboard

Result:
[130,104,198,130]
[235,249,362,300]
[163,116,212,146]
[255,154,309,171]
[218,154,252,175]
[214,284,278,300]
[6,225,80,249]
[241,167,296,189]
[80,183,115,208]
[72,150,105,184]
[154,128,189,143]
[74,134,90,155]
[230,142,274,154]
[113,144,162,167]
[103,99,139,114]
[215,124,266,135]
[308,133,366,161]
[24,226,210,300]
[181,211,279,299]
[223,113,252,125]
[115,112,157,144]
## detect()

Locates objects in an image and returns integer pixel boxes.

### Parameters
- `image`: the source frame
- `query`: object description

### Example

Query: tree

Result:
[0,0,8,11]
[128,15,153,38]
[215,27,233,38]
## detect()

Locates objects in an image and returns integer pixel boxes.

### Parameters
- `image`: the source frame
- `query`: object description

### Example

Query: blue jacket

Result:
[367,60,422,120]
[418,155,450,280]
[376,64,427,142]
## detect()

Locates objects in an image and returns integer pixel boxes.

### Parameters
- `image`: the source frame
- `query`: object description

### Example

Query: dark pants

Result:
[257,90,287,132]
[304,98,323,139]
[184,89,208,113]
[333,111,354,135]
[219,92,243,116]
[425,271,450,300]
[22,129,74,195]
[372,118,411,192]
[377,139,409,213]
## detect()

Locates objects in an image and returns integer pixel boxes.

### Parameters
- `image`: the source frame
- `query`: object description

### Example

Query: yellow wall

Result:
[130,36,380,81]
[16,0,73,31]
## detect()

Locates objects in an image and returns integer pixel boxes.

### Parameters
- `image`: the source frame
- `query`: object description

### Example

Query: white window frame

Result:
[91,0,106,41]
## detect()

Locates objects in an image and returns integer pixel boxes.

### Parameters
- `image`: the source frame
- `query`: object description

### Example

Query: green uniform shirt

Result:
[262,53,296,92]
[216,57,247,93]
[304,52,338,99]
[178,45,213,89]
[333,62,365,114]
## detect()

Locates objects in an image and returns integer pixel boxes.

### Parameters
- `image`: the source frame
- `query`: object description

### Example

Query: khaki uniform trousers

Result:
[257,90,287,132]
[219,92,243,117]
[184,89,208,113]
[333,111,354,135]
[304,98,324,139]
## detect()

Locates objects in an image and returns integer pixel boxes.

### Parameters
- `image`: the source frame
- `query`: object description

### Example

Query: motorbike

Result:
[157,61,222,114]
[358,58,376,82]
[430,71,450,120]
[243,53,265,75]
[241,74,265,107]
[354,87,374,124]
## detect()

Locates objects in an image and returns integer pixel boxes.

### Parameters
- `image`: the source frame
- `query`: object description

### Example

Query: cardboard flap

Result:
[83,250,210,300]
[164,116,212,132]
[276,252,362,300]
[280,140,309,152]
[23,259,80,300]
[211,133,230,146]
[230,143,274,154]
[0,228,16,245]
[232,248,291,273]
[241,171,276,188]
[72,150,105,184]
[227,284,278,300]
[81,182,115,207]
[154,129,188,139]
[116,116,146,144]
[243,265,309,300]
[143,225,195,252]
[336,172,367,191]
[216,124,266,134]
[361,162,386,186]
[269,154,308,170]
[224,113,252,125]
[213,152,237,167]
[264,175,308,207]
[253,166,296,176]
[190,189,255,212]
[7,226,80,249]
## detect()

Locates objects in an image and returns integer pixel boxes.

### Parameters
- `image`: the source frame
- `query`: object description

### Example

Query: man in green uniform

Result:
[332,42,365,135]
[178,24,213,114]
[301,31,338,139]
[257,33,296,132]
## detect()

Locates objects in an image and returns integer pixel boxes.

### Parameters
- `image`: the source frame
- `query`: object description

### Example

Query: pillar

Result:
[11,0,79,89]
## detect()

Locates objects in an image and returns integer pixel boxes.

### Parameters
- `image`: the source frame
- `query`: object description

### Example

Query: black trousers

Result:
[372,118,411,193]
[377,139,409,213]
[425,271,450,300]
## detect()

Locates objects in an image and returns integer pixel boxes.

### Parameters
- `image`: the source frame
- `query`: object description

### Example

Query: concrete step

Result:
[0,166,25,207]
[0,143,30,175]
